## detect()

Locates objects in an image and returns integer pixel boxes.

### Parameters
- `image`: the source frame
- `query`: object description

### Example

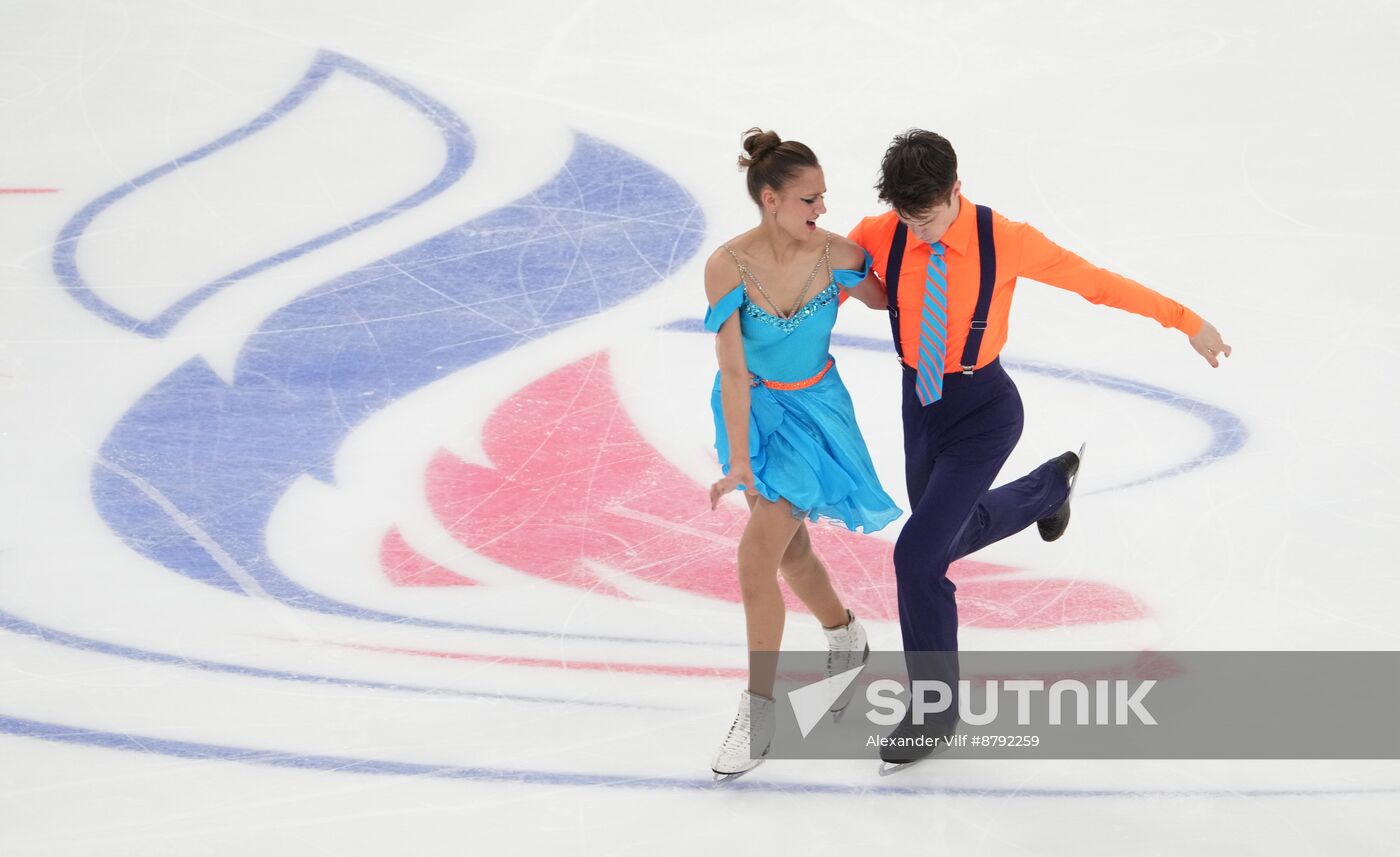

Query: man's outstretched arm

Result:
[1017,222,1231,368]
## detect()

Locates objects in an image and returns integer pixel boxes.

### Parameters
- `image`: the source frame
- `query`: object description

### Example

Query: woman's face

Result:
[763,166,828,240]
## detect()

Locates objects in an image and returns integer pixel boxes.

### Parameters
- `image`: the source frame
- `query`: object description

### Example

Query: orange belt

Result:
[751,357,834,391]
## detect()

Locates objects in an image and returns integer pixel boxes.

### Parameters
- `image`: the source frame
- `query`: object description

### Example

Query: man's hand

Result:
[1189,320,1232,368]
[710,465,759,509]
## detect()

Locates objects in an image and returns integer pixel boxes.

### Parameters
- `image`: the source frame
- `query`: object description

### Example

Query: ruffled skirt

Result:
[711,361,902,533]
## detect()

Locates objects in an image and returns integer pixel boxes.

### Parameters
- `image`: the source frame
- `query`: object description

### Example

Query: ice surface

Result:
[2,1,1398,854]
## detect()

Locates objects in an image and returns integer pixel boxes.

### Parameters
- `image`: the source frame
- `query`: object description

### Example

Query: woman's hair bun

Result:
[734,127,819,206]
[738,127,782,169]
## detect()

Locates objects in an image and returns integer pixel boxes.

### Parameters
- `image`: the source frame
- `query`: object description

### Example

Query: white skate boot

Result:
[823,610,870,714]
[711,690,775,779]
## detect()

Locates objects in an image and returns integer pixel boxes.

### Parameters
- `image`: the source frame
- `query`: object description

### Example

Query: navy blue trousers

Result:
[894,359,1070,661]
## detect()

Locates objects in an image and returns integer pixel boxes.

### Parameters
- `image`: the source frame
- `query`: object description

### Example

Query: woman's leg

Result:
[777,534,850,632]
[737,494,804,698]
[743,495,853,629]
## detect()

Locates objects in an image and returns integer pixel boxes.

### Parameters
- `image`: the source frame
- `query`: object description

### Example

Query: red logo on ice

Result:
[416,352,1144,628]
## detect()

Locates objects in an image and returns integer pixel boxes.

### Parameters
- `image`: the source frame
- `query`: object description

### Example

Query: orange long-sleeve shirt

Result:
[847,197,1203,373]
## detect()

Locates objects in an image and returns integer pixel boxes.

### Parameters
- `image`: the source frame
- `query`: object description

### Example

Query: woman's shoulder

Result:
[824,231,870,271]
[705,236,752,276]
[704,237,749,303]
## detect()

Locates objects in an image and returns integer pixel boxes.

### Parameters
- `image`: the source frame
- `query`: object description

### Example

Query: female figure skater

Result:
[704,129,900,776]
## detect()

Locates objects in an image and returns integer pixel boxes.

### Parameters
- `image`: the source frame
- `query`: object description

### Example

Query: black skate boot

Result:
[877,713,958,773]
[1037,443,1086,542]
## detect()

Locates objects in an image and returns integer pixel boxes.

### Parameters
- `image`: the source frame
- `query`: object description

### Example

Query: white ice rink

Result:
[3,1,1399,854]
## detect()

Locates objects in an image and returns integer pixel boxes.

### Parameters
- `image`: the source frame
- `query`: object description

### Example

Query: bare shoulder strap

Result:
[722,245,752,286]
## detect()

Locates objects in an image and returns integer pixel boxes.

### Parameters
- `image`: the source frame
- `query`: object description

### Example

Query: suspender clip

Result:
[961,365,977,375]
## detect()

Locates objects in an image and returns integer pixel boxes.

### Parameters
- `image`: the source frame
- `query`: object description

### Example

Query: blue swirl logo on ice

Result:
[51,51,476,338]
[51,52,704,632]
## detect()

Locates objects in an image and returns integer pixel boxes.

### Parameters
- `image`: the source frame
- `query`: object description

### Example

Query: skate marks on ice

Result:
[6,50,711,771]
[430,352,1147,628]
[78,103,704,632]
[51,51,474,337]
[3,711,1396,800]
[10,41,1268,802]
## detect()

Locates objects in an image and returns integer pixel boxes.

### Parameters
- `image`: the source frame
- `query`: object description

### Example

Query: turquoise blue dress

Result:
[704,247,902,533]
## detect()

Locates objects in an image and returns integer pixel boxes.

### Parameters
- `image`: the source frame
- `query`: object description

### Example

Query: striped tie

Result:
[915,242,948,406]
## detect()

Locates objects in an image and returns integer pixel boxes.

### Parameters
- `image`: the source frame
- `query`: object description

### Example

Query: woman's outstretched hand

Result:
[710,465,758,510]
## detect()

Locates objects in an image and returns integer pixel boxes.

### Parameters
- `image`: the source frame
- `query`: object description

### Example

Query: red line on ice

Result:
[328,640,746,679]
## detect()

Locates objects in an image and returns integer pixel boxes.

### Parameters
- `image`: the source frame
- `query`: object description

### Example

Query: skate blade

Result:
[711,761,763,783]
[877,758,924,777]
[876,731,955,775]
[1067,442,1087,503]
[828,683,859,720]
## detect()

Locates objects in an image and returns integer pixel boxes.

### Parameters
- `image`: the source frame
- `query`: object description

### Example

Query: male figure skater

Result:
[848,130,1230,762]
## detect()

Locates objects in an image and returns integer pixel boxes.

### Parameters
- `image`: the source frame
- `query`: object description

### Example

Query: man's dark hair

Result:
[876,130,958,218]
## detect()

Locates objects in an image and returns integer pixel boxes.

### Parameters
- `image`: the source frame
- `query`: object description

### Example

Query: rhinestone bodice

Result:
[733,279,841,382]
[742,281,840,333]
[702,249,874,385]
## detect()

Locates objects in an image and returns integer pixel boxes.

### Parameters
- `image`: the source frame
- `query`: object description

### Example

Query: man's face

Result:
[899,180,962,245]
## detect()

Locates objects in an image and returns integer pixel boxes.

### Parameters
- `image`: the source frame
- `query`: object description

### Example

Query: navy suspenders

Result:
[884,204,997,377]
[884,221,910,365]
[964,205,997,373]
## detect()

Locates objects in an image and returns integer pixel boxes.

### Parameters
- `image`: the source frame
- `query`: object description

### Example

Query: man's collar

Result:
[938,194,975,256]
